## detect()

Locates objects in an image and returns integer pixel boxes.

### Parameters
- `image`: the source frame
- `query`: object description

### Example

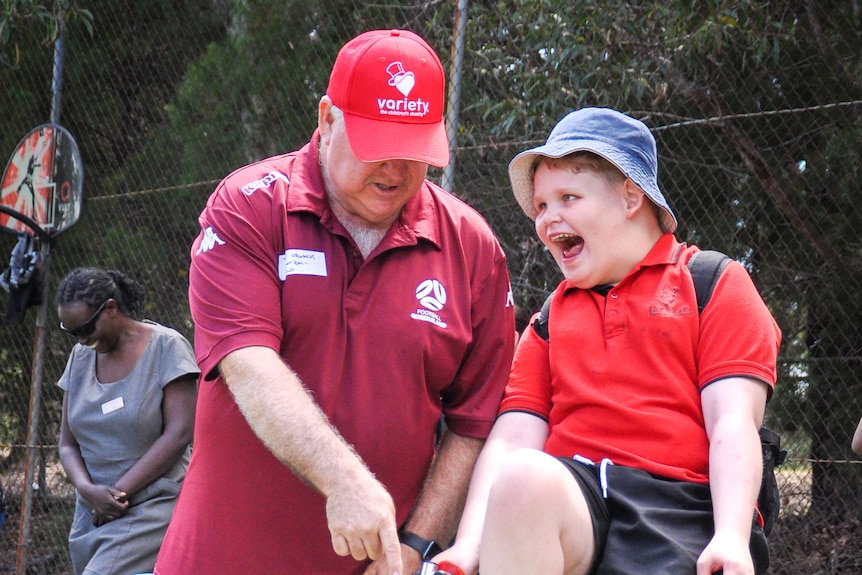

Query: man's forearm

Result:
[220,346,402,569]
[220,346,371,493]
[400,430,485,549]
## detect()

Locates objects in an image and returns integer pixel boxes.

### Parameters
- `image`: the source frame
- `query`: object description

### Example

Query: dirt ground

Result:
[767,469,862,574]
[770,513,862,574]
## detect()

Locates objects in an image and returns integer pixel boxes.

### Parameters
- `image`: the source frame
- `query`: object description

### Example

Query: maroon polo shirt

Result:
[156,132,514,575]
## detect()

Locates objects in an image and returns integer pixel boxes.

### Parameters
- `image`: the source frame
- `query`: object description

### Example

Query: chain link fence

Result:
[1,1,861,573]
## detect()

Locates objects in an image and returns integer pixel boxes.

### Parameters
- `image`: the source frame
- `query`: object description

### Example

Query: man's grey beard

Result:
[319,153,387,258]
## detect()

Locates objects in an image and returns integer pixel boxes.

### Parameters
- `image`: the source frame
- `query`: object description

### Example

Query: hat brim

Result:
[509,138,633,218]
[508,149,546,220]
[342,112,450,168]
[508,140,677,233]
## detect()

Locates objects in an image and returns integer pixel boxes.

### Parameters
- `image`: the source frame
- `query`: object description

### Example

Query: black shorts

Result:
[557,457,769,575]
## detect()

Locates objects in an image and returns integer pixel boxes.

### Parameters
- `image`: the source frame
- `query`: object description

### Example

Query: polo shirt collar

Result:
[285,130,328,217]
[286,130,441,249]
[637,233,684,268]
[564,233,682,295]
[619,233,685,282]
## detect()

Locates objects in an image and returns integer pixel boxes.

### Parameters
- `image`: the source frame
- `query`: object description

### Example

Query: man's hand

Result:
[326,474,403,575]
[361,544,424,575]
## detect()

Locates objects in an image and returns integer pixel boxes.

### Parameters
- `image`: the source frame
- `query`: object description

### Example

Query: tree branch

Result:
[663,62,850,275]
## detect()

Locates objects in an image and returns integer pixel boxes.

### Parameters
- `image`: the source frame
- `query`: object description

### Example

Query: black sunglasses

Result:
[59,299,110,338]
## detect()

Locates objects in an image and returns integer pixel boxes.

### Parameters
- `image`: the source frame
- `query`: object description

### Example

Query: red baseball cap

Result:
[326,29,449,168]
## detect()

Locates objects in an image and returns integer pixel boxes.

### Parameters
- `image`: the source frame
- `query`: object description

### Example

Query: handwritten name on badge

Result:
[279,249,327,280]
[101,397,124,415]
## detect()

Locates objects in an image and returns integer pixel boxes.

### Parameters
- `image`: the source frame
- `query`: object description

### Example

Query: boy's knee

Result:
[489,449,566,509]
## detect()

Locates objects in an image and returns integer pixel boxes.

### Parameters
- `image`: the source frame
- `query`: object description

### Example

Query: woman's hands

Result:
[80,483,128,526]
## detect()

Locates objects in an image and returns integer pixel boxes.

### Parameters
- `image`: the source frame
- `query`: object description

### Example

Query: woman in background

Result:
[56,267,198,575]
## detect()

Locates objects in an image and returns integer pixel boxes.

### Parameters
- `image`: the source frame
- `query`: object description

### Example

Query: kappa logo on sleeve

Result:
[195,226,225,255]
[410,279,448,328]
[241,170,289,196]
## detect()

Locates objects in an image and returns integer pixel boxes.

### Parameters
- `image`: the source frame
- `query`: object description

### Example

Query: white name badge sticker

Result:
[101,396,124,415]
[279,249,327,280]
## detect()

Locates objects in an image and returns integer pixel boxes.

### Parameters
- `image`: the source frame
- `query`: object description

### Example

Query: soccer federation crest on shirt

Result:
[411,278,448,328]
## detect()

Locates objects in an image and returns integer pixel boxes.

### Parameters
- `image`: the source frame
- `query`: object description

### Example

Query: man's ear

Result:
[318,96,335,137]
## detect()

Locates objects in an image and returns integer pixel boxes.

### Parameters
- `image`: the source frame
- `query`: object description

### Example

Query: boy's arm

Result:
[432,411,549,575]
[697,376,769,575]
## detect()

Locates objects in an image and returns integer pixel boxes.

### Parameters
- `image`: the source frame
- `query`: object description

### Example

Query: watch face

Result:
[1,123,83,237]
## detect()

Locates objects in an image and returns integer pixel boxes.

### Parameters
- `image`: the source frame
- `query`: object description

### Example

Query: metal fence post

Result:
[441,0,467,193]
[14,7,64,574]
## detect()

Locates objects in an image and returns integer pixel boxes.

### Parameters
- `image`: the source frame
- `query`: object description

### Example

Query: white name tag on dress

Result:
[101,396,124,414]
[278,249,327,280]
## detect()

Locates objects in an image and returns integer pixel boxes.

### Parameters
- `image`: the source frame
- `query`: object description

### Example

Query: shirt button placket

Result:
[606,290,624,335]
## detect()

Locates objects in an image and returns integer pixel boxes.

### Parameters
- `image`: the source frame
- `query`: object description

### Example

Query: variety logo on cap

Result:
[325,29,449,167]
[378,61,431,118]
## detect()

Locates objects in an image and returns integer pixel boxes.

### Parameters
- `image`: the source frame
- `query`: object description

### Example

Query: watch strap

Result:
[398,528,442,560]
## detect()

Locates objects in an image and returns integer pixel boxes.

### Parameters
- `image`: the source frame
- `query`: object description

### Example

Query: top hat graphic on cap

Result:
[386,62,415,97]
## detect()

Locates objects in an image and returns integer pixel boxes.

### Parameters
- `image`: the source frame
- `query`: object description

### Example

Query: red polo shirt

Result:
[156,132,514,574]
[501,234,780,483]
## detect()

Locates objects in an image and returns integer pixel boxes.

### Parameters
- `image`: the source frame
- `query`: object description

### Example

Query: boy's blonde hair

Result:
[536,151,626,184]
[534,151,664,223]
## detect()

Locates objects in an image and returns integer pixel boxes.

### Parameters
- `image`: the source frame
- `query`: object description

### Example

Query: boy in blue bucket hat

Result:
[433,108,781,575]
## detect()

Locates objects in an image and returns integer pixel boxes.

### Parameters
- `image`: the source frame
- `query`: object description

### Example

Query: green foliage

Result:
[166,0,442,183]
[0,0,92,67]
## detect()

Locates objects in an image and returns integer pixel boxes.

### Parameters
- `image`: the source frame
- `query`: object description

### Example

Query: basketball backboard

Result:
[0,124,83,238]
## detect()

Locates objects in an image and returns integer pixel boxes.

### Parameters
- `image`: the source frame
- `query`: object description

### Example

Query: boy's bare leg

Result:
[480,449,595,575]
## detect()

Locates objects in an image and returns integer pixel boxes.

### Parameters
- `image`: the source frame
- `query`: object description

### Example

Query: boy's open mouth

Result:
[551,233,584,257]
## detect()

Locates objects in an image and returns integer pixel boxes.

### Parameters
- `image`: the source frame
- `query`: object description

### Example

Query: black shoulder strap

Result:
[687,250,732,314]
[531,249,732,341]
[532,292,553,341]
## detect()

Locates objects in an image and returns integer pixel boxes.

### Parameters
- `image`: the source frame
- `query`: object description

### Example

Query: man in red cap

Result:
[155,29,515,575]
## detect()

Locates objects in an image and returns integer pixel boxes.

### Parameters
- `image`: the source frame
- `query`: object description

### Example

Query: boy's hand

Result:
[432,543,478,575]
[696,530,754,575]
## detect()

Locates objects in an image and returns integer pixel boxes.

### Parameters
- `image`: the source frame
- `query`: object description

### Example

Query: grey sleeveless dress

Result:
[58,322,199,575]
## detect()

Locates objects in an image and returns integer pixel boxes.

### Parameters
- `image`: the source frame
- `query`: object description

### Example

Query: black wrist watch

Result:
[398,528,442,560]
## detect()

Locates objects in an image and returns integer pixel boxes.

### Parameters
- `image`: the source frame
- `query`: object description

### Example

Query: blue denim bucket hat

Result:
[508,107,677,233]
